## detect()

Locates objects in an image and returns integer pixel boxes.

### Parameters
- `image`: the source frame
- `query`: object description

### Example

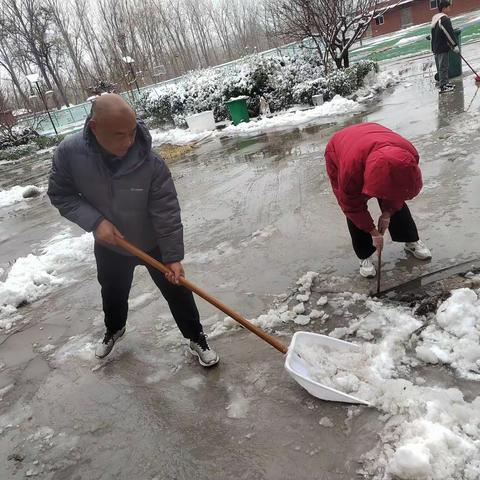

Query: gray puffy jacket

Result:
[47,119,184,263]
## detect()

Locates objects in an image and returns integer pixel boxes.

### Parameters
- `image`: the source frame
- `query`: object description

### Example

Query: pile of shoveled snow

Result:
[0,185,43,208]
[291,289,480,480]
[0,230,93,330]
[210,274,480,479]
[415,288,480,379]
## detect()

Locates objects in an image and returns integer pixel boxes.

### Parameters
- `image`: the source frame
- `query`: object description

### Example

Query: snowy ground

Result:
[1,43,480,479]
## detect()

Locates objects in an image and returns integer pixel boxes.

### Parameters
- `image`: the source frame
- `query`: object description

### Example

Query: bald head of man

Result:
[89,94,137,157]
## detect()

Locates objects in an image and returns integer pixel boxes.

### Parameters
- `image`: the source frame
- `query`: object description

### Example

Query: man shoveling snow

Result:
[48,94,219,366]
[324,122,431,279]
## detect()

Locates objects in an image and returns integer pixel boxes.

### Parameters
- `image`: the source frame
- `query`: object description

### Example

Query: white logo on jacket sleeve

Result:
[130,188,144,192]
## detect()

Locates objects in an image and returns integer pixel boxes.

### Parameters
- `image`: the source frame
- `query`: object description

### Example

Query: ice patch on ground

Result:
[317,296,328,306]
[226,387,249,419]
[150,128,212,146]
[318,416,334,428]
[129,292,156,310]
[0,185,43,208]
[209,316,240,338]
[0,230,93,330]
[53,334,96,364]
[0,403,32,434]
[181,376,205,390]
[184,241,237,264]
[185,226,276,265]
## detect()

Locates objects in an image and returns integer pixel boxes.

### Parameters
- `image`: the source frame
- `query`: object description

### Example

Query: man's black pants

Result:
[347,203,419,260]
[94,243,203,339]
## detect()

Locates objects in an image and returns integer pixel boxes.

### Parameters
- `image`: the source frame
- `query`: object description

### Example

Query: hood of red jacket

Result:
[362,146,423,201]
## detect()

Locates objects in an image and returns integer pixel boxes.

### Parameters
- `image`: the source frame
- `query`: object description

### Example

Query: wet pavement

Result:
[1,44,480,479]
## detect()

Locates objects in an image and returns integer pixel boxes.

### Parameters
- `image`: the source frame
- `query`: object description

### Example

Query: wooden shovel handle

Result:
[115,237,289,354]
[376,249,382,295]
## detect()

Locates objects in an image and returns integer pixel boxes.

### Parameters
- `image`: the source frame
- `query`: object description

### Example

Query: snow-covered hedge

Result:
[0,126,38,150]
[138,52,378,128]
[0,131,64,161]
[0,143,39,161]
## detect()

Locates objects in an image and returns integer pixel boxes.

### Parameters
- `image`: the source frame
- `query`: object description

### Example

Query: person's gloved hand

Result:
[453,46,460,54]
[378,213,391,235]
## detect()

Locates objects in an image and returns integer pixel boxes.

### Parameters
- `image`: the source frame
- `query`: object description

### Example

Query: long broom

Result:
[457,51,480,83]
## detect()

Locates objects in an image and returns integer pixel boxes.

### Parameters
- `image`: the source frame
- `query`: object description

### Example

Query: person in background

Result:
[431,0,459,94]
[48,94,219,366]
[324,123,432,278]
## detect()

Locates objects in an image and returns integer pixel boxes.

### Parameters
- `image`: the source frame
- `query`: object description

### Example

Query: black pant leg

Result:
[387,204,420,243]
[347,218,376,260]
[94,243,136,334]
[144,248,203,341]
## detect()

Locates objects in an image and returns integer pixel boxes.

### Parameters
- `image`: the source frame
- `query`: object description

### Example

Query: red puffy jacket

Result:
[325,123,422,233]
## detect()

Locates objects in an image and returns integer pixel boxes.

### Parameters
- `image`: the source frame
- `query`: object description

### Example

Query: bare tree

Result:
[2,0,71,106]
[45,0,90,99]
[0,0,306,109]
[266,0,378,70]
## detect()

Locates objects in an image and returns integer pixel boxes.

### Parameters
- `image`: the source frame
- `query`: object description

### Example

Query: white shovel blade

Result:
[284,331,370,406]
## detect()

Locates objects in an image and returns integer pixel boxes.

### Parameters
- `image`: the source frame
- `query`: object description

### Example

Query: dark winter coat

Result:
[47,118,184,263]
[324,123,422,233]
[431,13,457,54]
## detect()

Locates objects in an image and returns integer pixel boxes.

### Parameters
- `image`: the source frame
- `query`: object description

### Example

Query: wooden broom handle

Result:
[115,237,289,354]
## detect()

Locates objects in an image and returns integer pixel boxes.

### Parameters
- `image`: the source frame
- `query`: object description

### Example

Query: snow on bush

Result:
[139,51,377,128]
[0,143,39,161]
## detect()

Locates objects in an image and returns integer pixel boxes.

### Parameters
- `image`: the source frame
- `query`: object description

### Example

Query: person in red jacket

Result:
[325,123,431,278]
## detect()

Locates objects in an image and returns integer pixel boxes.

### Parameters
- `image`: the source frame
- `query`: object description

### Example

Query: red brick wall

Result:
[370,0,479,37]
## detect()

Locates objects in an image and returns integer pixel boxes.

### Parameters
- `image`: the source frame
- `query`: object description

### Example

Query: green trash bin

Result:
[448,28,462,78]
[226,96,250,125]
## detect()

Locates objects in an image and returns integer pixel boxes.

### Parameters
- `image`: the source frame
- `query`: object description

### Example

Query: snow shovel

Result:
[115,236,369,405]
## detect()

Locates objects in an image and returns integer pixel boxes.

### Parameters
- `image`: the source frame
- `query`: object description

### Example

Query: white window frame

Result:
[430,0,438,10]
[375,15,385,26]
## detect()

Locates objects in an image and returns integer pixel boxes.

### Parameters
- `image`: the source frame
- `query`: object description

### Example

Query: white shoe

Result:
[189,333,219,367]
[359,257,376,278]
[95,327,126,359]
[405,240,432,260]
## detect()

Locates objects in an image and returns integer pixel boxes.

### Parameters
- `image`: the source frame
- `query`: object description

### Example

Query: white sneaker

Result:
[359,257,376,278]
[189,333,219,367]
[95,327,126,359]
[405,240,432,260]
